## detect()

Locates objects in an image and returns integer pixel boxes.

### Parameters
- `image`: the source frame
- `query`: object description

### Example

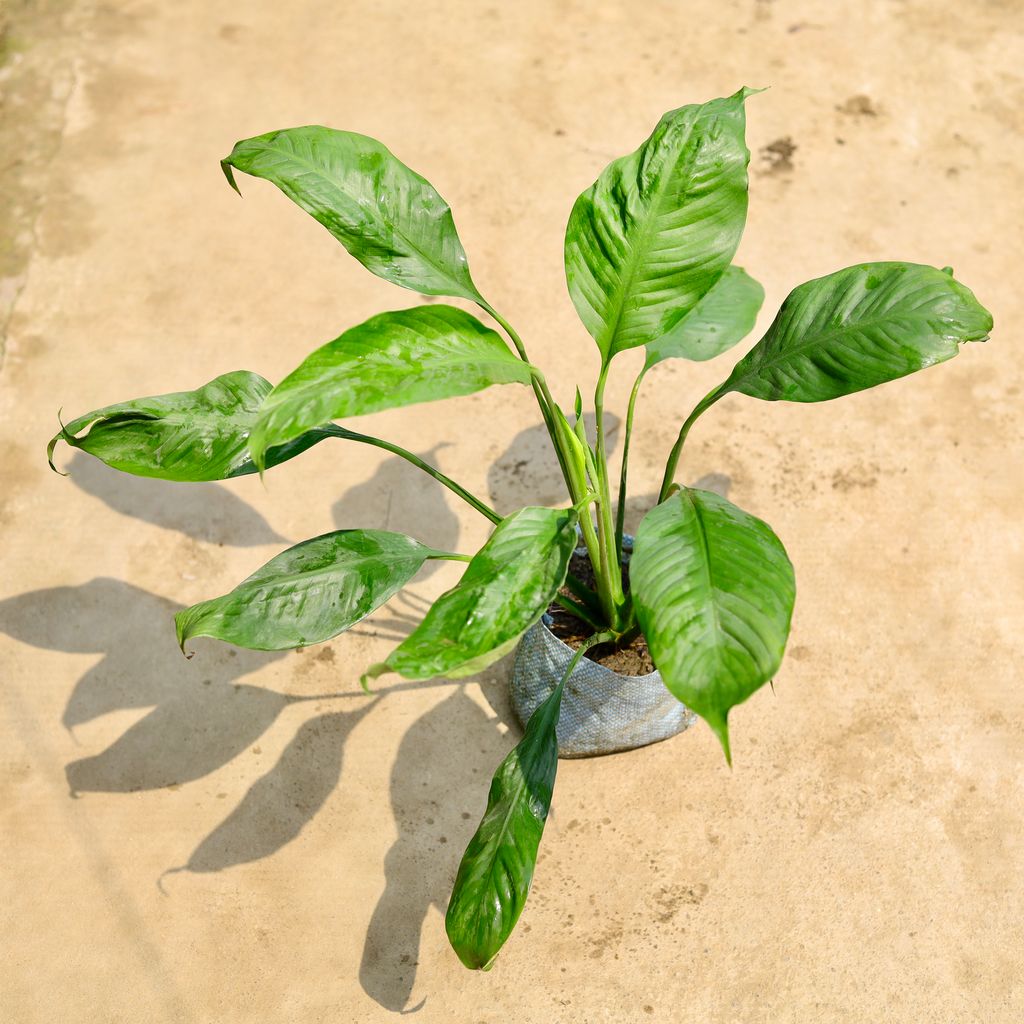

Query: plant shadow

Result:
[0,575,520,1015]
[65,451,287,547]
[487,413,619,514]
[5,428,737,1012]
[359,679,516,1013]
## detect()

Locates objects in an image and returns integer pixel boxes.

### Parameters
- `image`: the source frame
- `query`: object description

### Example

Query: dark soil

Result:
[547,549,655,676]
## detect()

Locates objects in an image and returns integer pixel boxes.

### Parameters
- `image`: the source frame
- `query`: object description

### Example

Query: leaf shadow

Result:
[332,444,460,578]
[166,701,378,877]
[0,578,289,792]
[66,451,287,547]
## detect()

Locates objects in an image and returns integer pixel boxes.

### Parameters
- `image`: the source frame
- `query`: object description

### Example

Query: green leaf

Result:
[722,262,992,402]
[644,266,764,368]
[631,488,795,762]
[446,670,563,970]
[175,530,435,652]
[365,506,578,684]
[564,88,756,362]
[248,305,532,470]
[47,371,336,482]
[222,126,482,301]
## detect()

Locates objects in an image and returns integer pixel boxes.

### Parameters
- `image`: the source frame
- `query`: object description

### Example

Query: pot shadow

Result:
[359,682,516,1013]
[65,451,286,547]
[332,444,460,578]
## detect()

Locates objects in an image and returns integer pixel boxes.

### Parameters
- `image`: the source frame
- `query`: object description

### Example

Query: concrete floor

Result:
[2,1,1022,1021]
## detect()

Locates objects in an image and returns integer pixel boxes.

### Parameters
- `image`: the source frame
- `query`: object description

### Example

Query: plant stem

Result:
[478,300,576,494]
[326,426,502,524]
[555,629,617,695]
[614,365,648,558]
[658,384,727,502]
[329,425,599,607]
[427,551,473,562]
[593,363,627,631]
[552,593,605,632]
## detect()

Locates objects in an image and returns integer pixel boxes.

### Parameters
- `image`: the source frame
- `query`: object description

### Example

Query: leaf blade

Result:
[723,262,992,402]
[222,126,482,300]
[644,265,764,367]
[446,675,562,970]
[631,488,795,760]
[565,88,755,361]
[175,529,434,652]
[368,506,578,683]
[248,305,532,469]
[47,371,336,482]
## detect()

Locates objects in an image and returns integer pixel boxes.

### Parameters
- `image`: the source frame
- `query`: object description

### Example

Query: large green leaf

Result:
[222,126,482,301]
[364,506,578,684]
[47,371,336,482]
[175,529,435,652]
[722,262,992,402]
[631,488,795,762]
[565,88,755,362]
[248,305,532,469]
[446,668,563,970]
[644,266,764,368]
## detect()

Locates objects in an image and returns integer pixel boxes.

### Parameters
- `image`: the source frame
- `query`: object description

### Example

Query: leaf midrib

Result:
[244,138,472,294]
[465,719,552,936]
[597,115,701,356]
[728,303,964,392]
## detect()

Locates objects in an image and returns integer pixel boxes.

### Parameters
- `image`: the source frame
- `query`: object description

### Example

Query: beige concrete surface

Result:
[2,1,1022,1020]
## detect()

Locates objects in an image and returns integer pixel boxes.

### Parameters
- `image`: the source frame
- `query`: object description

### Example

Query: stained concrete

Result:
[1,1,1022,1021]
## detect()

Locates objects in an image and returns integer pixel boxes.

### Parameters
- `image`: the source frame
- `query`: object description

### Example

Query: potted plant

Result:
[48,88,992,971]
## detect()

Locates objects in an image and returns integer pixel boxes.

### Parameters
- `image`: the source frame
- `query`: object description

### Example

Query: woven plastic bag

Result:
[510,616,696,758]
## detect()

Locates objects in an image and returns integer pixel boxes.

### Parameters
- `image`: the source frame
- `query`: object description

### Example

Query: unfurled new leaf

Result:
[644,266,764,368]
[248,305,532,469]
[365,506,578,684]
[222,126,483,300]
[446,672,563,970]
[630,488,795,762]
[565,88,755,362]
[722,262,992,402]
[175,530,434,652]
[48,371,335,482]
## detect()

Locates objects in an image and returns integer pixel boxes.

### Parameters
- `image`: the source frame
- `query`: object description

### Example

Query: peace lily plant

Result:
[48,89,992,971]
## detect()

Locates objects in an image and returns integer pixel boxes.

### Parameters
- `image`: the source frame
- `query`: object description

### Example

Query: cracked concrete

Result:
[2,1,1023,1022]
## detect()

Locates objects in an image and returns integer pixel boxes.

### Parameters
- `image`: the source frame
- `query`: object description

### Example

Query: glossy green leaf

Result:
[47,371,336,482]
[364,506,578,684]
[248,305,531,469]
[175,530,435,652]
[446,667,563,970]
[565,88,755,362]
[631,488,795,762]
[222,126,482,301]
[722,262,992,402]
[644,266,764,368]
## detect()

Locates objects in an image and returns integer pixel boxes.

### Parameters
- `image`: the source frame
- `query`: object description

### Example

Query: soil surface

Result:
[2,2,1022,1022]
[547,549,655,675]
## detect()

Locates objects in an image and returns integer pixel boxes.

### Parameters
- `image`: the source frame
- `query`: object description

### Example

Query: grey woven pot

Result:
[510,536,696,757]
[510,620,695,757]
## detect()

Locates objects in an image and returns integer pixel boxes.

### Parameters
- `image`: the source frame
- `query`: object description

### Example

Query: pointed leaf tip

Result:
[709,712,733,768]
[220,158,242,195]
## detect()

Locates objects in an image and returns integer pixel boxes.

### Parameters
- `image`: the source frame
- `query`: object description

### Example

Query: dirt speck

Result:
[760,137,797,175]
[832,463,880,491]
[838,94,880,118]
